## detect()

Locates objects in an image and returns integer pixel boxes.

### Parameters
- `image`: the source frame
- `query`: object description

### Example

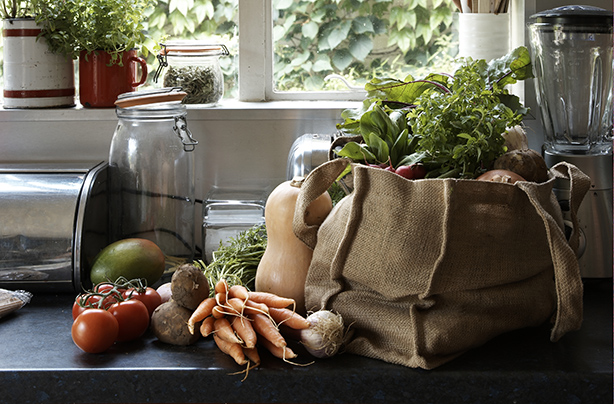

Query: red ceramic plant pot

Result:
[79,49,148,108]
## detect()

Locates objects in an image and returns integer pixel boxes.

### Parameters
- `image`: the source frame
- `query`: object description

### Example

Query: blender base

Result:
[544,151,613,279]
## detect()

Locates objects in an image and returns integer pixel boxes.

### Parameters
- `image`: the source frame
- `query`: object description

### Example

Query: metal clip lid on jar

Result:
[154,42,229,106]
[114,87,198,152]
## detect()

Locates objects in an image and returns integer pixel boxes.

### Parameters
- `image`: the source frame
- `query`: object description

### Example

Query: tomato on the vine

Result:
[71,309,119,353]
[122,287,162,317]
[108,299,150,342]
[72,289,122,320]
[71,294,102,320]
[95,282,126,294]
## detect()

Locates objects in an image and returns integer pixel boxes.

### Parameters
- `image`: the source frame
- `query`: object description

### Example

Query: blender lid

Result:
[529,5,613,28]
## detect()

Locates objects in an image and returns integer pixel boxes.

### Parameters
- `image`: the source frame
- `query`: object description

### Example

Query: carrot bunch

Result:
[187,279,310,369]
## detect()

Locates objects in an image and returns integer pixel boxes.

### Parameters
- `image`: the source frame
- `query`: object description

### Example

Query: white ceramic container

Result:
[458,13,510,62]
[2,18,75,108]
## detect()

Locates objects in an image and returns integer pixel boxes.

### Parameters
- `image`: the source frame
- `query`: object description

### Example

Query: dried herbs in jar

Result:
[156,43,229,106]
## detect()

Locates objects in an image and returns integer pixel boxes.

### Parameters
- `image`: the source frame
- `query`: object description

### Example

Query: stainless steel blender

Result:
[529,5,613,278]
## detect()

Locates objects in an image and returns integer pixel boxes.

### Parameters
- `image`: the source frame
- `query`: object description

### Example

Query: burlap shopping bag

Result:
[293,158,590,369]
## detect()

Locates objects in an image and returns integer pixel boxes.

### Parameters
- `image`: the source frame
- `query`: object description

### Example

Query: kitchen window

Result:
[145,0,462,102]
[241,0,461,101]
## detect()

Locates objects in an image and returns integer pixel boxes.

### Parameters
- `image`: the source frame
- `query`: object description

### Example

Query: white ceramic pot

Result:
[2,18,75,108]
[457,13,510,62]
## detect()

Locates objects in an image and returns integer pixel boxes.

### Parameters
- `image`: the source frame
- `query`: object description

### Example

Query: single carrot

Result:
[226,297,247,316]
[268,307,310,330]
[215,292,227,306]
[200,316,215,337]
[212,305,227,319]
[258,335,297,360]
[244,299,269,315]
[278,323,302,341]
[215,278,229,296]
[228,284,250,301]
[243,347,261,366]
[231,316,257,349]
[187,297,216,334]
[247,291,295,309]
[249,312,287,349]
[213,335,247,366]
[214,317,243,345]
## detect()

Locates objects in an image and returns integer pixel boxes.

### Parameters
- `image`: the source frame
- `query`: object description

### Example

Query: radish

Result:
[395,164,426,180]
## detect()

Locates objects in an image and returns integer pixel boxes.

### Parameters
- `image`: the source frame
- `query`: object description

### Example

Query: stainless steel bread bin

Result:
[0,162,108,292]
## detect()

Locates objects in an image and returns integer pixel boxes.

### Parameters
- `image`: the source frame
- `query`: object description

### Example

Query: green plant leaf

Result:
[169,0,193,16]
[332,48,353,70]
[349,34,372,61]
[362,132,390,163]
[274,0,294,10]
[336,141,377,163]
[327,20,351,50]
[416,22,432,44]
[313,56,333,72]
[390,128,409,166]
[351,17,374,34]
[305,75,325,90]
[302,20,319,39]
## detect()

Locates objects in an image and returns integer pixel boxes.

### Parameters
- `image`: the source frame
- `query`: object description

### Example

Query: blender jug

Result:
[529,5,613,278]
[529,5,613,154]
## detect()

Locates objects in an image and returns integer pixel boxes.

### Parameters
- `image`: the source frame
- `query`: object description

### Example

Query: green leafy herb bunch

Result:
[335,46,533,179]
[31,0,156,65]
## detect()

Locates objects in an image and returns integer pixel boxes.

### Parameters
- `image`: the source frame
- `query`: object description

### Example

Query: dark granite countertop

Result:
[0,279,611,404]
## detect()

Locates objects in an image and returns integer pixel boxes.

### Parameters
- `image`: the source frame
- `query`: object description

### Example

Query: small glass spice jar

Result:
[154,41,229,106]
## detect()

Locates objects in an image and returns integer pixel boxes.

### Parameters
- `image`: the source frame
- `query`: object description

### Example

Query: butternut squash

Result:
[255,177,333,315]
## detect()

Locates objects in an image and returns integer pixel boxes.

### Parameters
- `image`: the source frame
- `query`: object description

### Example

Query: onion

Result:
[299,310,345,358]
[476,169,525,184]
[156,282,172,304]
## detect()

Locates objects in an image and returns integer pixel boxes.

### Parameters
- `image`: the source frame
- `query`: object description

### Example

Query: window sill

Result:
[0,99,361,122]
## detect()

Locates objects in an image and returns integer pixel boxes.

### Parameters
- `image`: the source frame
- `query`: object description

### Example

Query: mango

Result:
[90,238,165,287]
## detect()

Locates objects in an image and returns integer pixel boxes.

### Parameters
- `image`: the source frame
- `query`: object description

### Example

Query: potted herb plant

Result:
[1,0,75,108]
[31,0,155,108]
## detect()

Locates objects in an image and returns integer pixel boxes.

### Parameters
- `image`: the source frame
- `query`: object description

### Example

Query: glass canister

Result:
[202,187,267,264]
[109,88,198,281]
[154,41,229,106]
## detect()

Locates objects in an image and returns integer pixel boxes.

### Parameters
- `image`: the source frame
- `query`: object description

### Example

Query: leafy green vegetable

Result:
[335,47,533,179]
[335,102,418,167]
[328,180,349,207]
[194,225,267,295]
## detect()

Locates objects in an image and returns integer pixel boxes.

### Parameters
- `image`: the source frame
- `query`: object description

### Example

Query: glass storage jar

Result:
[202,187,267,264]
[154,41,229,106]
[109,88,198,281]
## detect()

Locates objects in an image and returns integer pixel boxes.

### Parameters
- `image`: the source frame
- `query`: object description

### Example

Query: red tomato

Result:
[72,296,99,320]
[71,309,119,353]
[94,284,124,308]
[94,283,115,293]
[109,299,150,342]
[72,292,119,319]
[122,287,162,317]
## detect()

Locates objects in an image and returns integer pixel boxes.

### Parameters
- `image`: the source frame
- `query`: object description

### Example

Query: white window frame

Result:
[239,0,367,102]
